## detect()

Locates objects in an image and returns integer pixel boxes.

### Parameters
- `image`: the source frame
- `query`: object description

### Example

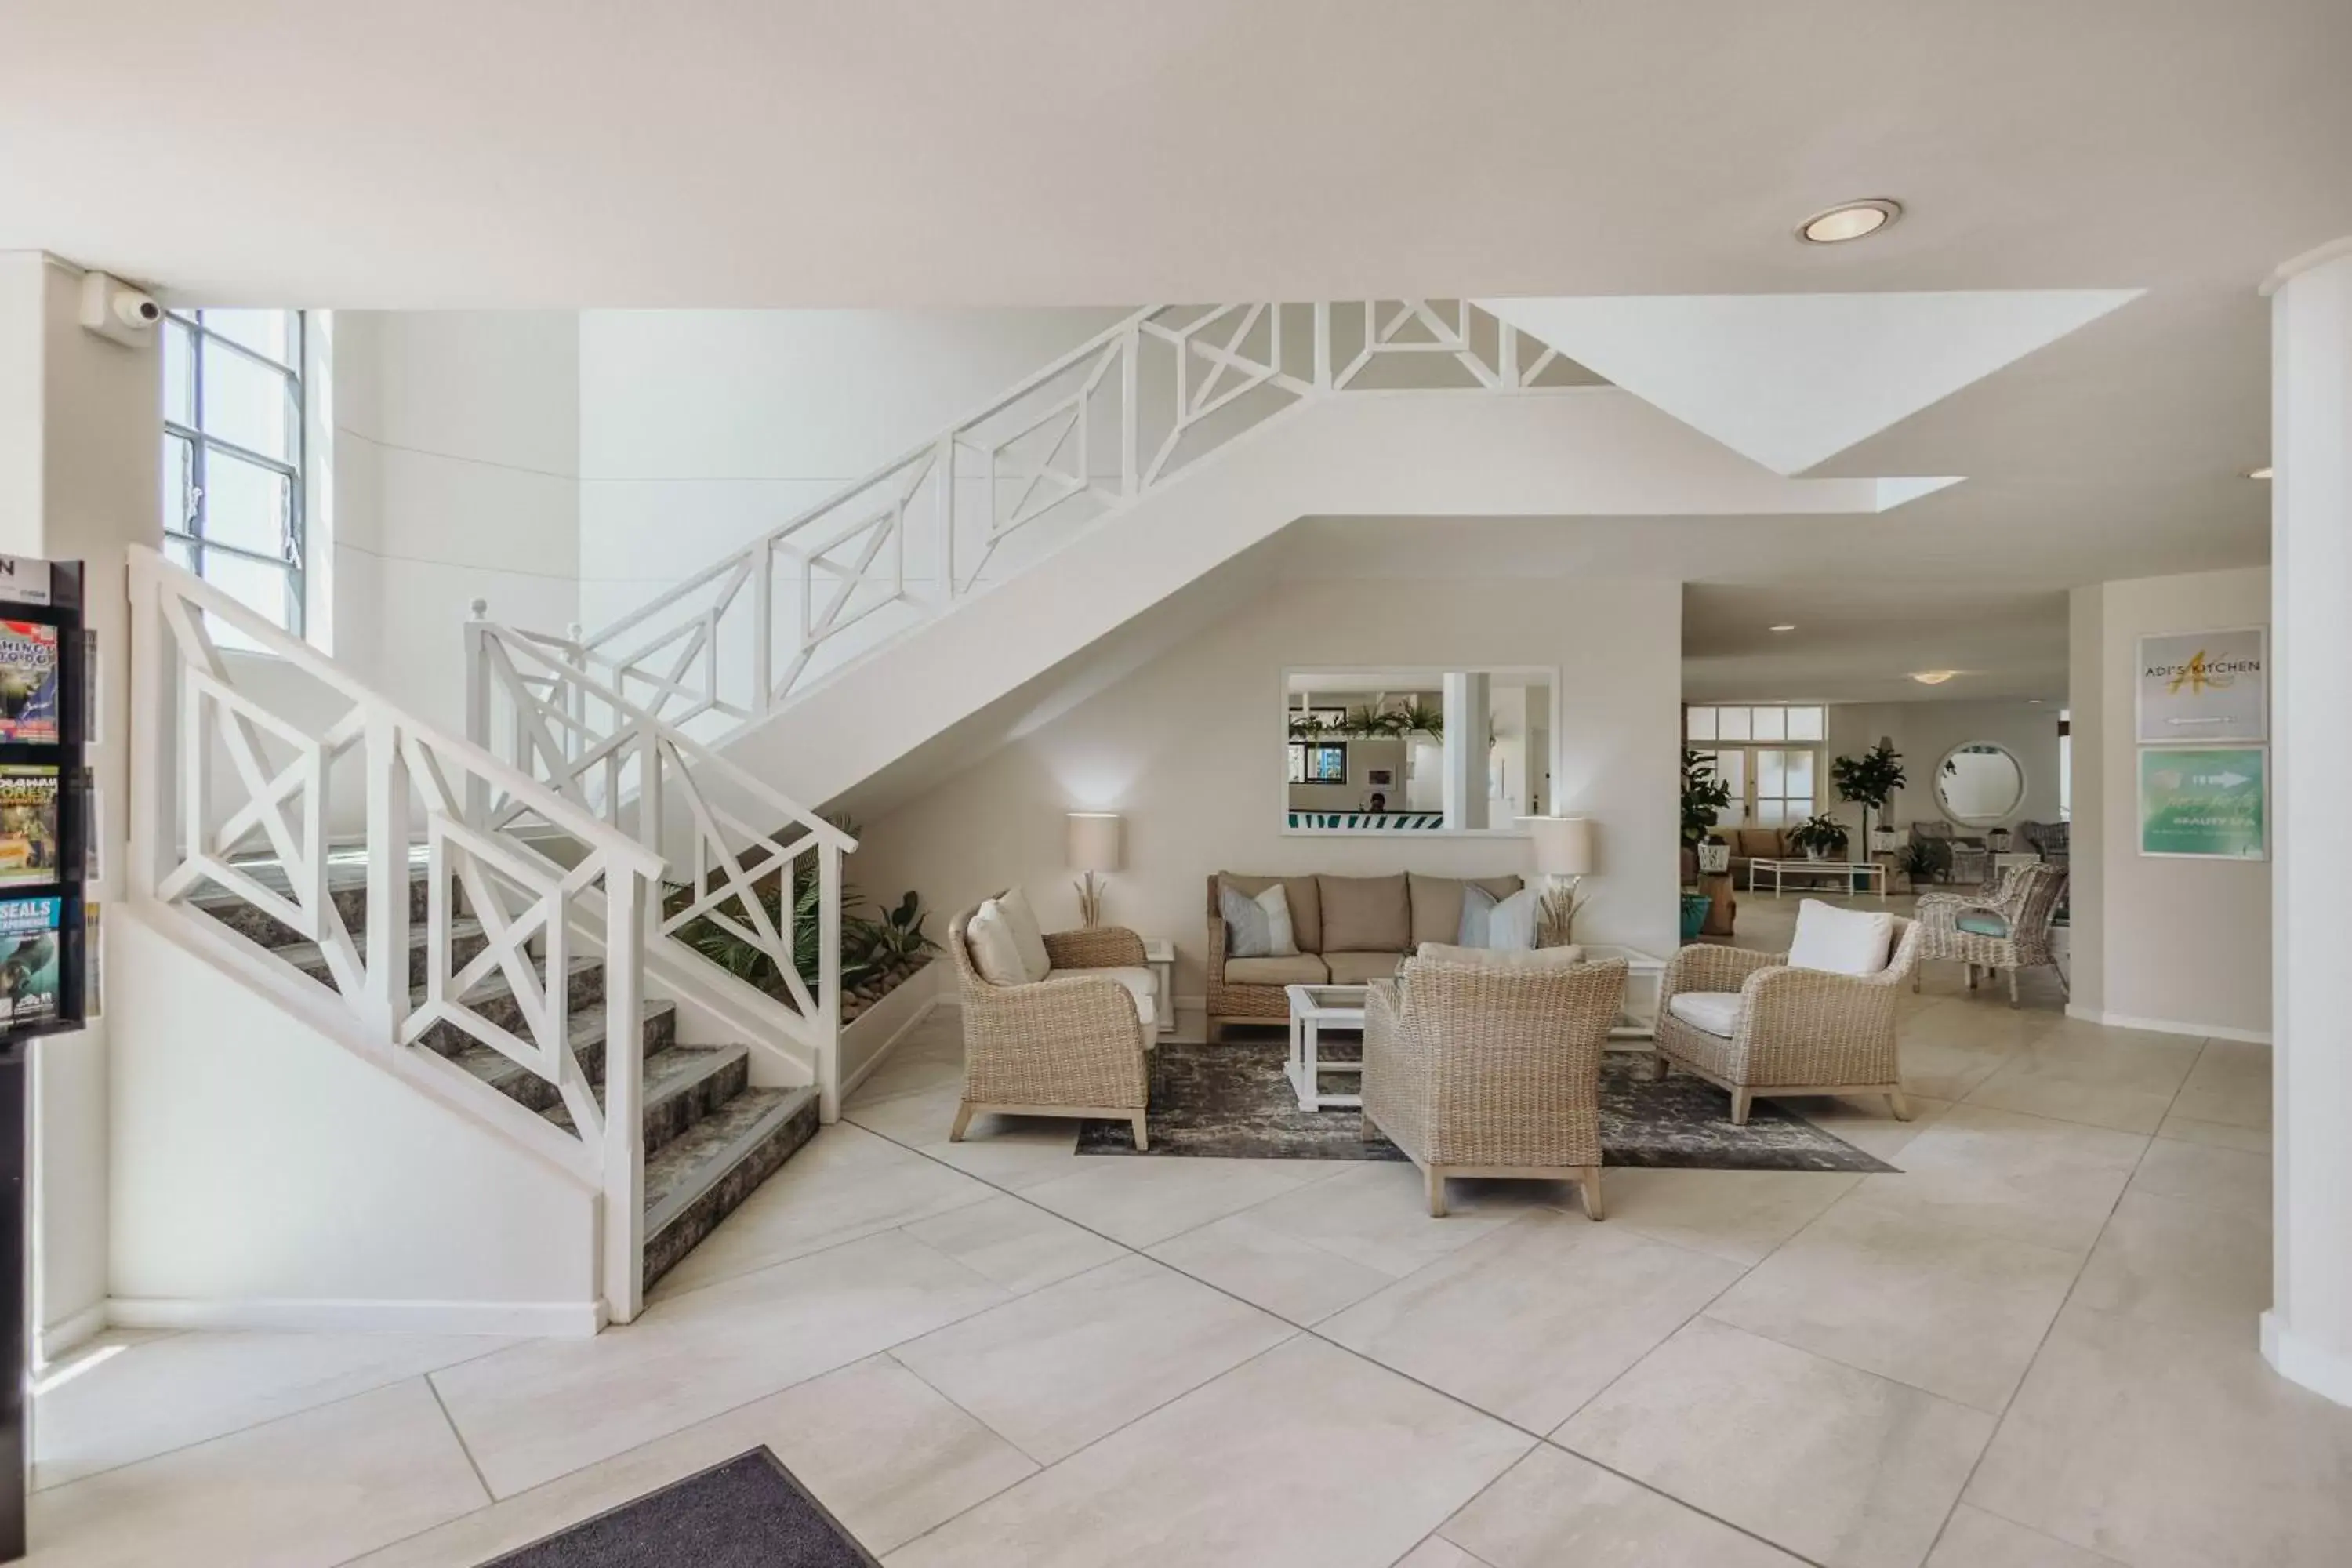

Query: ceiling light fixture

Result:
[1769,624,1798,633]
[2249,466,2274,480]
[1910,670,1958,685]
[1797,198,1902,245]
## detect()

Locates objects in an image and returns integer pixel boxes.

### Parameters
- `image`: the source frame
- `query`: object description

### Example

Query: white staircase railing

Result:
[127,546,667,1323]
[541,300,1569,739]
[463,613,858,1116]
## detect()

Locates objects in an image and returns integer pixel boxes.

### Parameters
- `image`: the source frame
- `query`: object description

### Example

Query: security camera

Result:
[78,270,162,348]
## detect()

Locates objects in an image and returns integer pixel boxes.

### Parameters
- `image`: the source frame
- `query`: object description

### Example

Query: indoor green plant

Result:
[1831,739,1907,857]
[1788,813,1850,861]
[1680,750,1733,848]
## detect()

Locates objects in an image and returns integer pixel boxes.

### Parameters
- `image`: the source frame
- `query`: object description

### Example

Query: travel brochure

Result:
[0,764,59,889]
[0,895,60,1027]
[0,619,59,744]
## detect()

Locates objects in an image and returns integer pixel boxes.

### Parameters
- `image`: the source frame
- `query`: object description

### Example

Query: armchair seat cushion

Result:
[1666,990,1744,1038]
[1955,912,2013,938]
[1225,954,1330,986]
[1053,962,1156,1014]
[1325,950,1406,985]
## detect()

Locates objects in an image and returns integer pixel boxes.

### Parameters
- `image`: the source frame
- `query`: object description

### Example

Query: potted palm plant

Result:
[1788,814,1850,862]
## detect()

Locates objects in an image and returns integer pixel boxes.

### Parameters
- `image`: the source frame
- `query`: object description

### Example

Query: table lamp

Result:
[1519,815,1595,943]
[1066,812,1123,927]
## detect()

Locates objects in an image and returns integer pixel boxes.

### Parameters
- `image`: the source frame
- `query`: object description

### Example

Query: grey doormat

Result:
[481,1448,878,1567]
[1075,1039,1895,1173]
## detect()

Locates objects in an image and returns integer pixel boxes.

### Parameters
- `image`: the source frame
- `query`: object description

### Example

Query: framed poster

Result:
[2139,747,2267,859]
[2137,627,2267,744]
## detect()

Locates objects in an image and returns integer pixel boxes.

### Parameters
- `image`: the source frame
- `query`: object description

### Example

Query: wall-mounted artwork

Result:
[2139,746,2267,859]
[1367,768,1395,788]
[2138,627,2267,745]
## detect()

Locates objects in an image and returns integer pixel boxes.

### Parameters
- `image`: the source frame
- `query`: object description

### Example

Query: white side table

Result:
[1140,937,1176,1036]
[1283,983,1368,1111]
[1578,942,1668,1042]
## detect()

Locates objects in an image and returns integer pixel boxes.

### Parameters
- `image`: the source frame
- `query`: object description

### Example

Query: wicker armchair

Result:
[1653,919,1922,1124]
[946,907,1151,1149]
[1362,956,1627,1219]
[1916,862,2069,1006]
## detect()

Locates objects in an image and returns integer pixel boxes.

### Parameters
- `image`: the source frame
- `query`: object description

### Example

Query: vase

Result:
[1679,892,1711,942]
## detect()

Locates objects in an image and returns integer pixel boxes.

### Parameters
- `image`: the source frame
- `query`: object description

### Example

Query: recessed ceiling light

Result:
[1910,670,1958,685]
[1798,198,1902,245]
[1769,624,1798,633]
[2249,466,2274,480]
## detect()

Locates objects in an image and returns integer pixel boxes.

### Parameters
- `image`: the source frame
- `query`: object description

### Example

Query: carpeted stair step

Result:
[441,997,676,1112]
[539,1040,752,1158]
[640,1087,820,1292]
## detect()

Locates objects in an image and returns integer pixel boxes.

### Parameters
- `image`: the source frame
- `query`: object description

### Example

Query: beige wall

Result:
[848,574,1682,1011]
[2069,567,2271,1037]
[1824,699,2063,841]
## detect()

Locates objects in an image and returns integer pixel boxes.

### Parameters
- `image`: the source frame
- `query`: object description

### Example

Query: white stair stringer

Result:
[713,385,1935,808]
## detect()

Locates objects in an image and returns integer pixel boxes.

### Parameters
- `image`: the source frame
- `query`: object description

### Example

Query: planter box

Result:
[839,957,943,1097]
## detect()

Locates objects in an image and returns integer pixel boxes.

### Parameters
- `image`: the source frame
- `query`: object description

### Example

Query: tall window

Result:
[1686,704,1827,826]
[163,310,306,635]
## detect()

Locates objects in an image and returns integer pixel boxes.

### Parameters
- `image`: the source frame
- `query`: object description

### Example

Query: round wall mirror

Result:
[1935,742,2026,827]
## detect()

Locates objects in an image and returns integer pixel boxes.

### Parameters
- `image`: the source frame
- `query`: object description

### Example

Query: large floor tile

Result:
[1557,1317,1994,1568]
[1847,1103,2147,1254]
[650,1121,994,1300]
[1210,1160,1534,1279]
[1394,1539,1492,1568]
[1706,1196,2083,1411]
[1147,1210,1397,1325]
[434,1229,1007,1497]
[350,1355,1036,1564]
[27,1378,485,1568]
[843,1081,965,1145]
[2069,1189,2270,1340]
[899,1193,1125,1295]
[1962,1030,2202,1134]
[1017,1154,1336,1248]
[2152,1111,2269,1153]
[1599,1167,1861,1265]
[1778,1093,1953,1162]
[31,1326,508,1490]
[1440,1443,1802,1566]
[1321,1212,1741,1434]
[891,1254,1293,1463]
[1965,1301,2352,1566]
[1925,1506,2125,1566]
[846,1031,967,1107]
[2165,1039,2271,1131]
[2126,1134,2270,1222]
[1895,1036,2023,1102]
[917,1116,1087,1191]
[885,1336,1530,1568]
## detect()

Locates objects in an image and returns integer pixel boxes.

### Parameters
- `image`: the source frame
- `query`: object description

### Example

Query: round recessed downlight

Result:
[1910,670,1958,685]
[1798,199,1902,244]
[1769,624,1798,633]
[2249,466,2274,480]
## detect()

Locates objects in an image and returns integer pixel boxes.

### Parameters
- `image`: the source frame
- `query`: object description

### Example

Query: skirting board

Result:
[2264,1310,2352,1409]
[108,1294,607,1338]
[36,1301,107,1365]
[2065,1004,2272,1045]
[838,982,944,1102]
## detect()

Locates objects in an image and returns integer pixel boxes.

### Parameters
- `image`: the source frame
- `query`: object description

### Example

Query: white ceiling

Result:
[5,0,2335,699]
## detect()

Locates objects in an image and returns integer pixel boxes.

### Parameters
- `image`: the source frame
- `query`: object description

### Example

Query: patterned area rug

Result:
[485,1447,877,1566]
[1074,1039,1895,1173]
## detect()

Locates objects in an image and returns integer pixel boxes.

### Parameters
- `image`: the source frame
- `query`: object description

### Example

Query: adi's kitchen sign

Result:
[2137,627,2267,745]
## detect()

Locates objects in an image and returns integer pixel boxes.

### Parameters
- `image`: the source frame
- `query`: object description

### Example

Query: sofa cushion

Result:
[1221,874,1322,952]
[1735,828,1784,858]
[1417,942,1586,971]
[1955,912,2013,938]
[1668,990,1743,1037]
[1319,873,1410,953]
[1054,963,1156,1027]
[1486,887,1541,951]
[1325,950,1406,985]
[1219,882,1298,957]
[1788,899,1894,976]
[965,901,1029,988]
[1408,873,1524,950]
[1223,953,1330,986]
[995,886,1054,982]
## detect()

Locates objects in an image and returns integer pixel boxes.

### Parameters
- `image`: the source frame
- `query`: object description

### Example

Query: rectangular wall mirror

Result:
[1282,666,1557,834]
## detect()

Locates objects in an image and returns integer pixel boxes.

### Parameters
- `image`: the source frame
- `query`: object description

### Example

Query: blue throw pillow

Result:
[1457,884,1498,947]
[1955,912,2012,938]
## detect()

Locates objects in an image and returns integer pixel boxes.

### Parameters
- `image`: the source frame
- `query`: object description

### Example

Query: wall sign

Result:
[2139,747,2267,860]
[2137,627,2267,744]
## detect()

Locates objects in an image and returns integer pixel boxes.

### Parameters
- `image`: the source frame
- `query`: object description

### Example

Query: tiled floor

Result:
[27,895,2341,1566]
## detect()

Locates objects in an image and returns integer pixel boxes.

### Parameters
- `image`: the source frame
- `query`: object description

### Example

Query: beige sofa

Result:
[1207,872,1531,1032]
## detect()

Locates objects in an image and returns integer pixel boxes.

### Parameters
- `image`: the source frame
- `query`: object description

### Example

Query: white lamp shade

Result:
[1066,812,1123,873]
[1521,815,1595,877]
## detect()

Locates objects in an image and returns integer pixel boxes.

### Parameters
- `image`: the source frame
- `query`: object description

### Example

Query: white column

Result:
[1443,671,1489,829]
[2266,237,2352,1407]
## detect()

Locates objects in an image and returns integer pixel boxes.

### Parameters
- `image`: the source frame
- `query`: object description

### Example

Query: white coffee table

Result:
[1283,983,1367,1112]
[1747,858,1888,899]
[1141,937,1176,1036]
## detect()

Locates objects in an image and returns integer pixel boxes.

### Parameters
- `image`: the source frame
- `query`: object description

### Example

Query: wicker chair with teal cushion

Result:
[1915,862,2069,1006]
